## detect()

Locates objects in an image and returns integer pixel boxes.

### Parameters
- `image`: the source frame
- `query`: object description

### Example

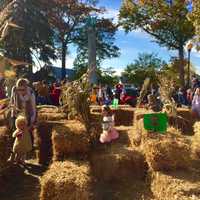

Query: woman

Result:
[192,88,200,118]
[10,78,37,144]
[50,82,61,106]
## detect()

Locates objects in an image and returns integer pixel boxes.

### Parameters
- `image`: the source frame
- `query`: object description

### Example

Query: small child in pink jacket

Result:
[99,105,119,143]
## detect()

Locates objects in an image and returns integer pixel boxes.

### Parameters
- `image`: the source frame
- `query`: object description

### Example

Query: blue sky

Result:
[50,0,200,75]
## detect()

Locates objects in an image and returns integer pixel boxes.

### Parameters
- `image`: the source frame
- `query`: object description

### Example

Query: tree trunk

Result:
[61,42,67,80]
[178,45,185,87]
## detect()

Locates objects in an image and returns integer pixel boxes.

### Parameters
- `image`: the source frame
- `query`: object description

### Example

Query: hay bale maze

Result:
[52,121,90,161]
[40,161,92,200]
[3,103,200,200]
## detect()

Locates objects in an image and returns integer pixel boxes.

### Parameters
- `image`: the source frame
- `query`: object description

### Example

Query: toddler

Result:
[99,105,119,143]
[8,115,32,164]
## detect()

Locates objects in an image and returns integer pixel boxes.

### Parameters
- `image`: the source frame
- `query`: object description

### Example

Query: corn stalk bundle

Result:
[137,77,150,108]
[59,69,92,133]
[158,75,177,117]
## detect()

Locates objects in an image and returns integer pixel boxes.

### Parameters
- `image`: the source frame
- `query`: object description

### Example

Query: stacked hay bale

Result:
[52,121,90,161]
[37,106,67,121]
[40,161,92,200]
[90,145,147,182]
[89,112,102,145]
[35,106,68,165]
[151,170,200,200]
[132,113,191,171]
[144,135,191,171]
[34,122,54,165]
[168,108,195,135]
[90,106,134,126]
[0,126,11,193]
[0,114,6,126]
[0,127,11,172]
[191,122,200,158]
[113,108,134,126]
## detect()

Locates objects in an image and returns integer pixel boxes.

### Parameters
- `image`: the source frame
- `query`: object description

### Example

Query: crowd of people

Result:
[0,79,63,106]
[90,82,124,106]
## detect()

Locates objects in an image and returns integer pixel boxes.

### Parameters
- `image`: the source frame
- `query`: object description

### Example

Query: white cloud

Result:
[114,68,124,76]
[33,55,75,73]
[100,8,119,24]
[51,55,75,69]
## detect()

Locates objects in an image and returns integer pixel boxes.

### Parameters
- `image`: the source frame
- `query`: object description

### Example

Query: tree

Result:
[0,0,56,64]
[97,67,119,86]
[73,18,120,79]
[119,0,195,86]
[47,0,98,79]
[161,56,196,85]
[188,0,200,50]
[122,53,166,87]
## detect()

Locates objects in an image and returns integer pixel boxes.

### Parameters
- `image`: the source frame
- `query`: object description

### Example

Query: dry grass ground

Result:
[0,160,46,200]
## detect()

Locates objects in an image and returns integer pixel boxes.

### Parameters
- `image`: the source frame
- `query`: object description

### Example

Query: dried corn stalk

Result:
[137,77,150,108]
[59,69,92,133]
[158,75,178,117]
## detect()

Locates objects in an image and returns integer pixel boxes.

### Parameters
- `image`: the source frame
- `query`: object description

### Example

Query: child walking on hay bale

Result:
[100,105,119,143]
[8,116,32,165]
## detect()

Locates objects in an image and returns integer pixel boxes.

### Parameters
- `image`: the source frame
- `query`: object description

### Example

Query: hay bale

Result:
[151,170,200,200]
[37,106,67,121]
[113,108,134,126]
[134,108,150,121]
[34,122,54,165]
[37,105,59,113]
[52,121,90,161]
[192,122,200,158]
[0,114,6,126]
[168,108,195,135]
[0,127,11,173]
[132,117,191,171]
[89,112,102,146]
[40,161,91,200]
[37,112,67,122]
[90,145,147,182]
[144,138,191,171]
[90,106,135,126]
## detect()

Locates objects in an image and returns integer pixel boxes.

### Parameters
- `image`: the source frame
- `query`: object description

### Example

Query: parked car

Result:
[120,88,139,107]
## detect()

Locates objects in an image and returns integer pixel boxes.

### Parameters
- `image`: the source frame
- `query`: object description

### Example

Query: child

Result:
[99,105,119,143]
[8,115,32,164]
